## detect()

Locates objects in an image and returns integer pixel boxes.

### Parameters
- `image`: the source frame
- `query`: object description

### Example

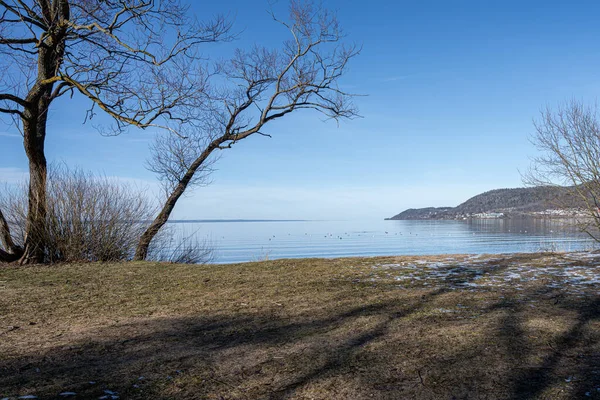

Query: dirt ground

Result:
[1,252,599,399]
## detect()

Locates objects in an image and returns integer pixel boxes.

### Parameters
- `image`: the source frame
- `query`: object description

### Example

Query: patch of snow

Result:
[457,282,480,287]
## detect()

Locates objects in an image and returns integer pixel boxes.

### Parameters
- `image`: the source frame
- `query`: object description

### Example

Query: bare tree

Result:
[525,100,600,240]
[0,0,230,263]
[135,0,360,260]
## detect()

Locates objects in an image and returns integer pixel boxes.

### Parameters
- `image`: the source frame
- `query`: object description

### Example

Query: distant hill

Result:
[386,186,585,220]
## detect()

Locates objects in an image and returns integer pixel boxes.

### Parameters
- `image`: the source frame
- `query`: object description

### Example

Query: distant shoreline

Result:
[386,186,587,221]
[384,212,587,221]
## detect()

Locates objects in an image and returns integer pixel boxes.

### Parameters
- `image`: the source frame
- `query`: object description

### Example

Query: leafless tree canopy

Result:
[147,124,219,195]
[0,165,154,262]
[135,0,360,260]
[216,0,359,141]
[0,0,229,132]
[525,100,600,240]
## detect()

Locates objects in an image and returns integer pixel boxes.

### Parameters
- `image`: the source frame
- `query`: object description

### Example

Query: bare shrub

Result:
[1,165,154,262]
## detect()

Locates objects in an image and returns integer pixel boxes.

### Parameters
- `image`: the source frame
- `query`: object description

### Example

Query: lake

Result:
[166,218,598,263]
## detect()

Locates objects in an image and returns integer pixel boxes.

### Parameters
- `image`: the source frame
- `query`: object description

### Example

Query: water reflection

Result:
[466,218,586,235]
[167,218,597,263]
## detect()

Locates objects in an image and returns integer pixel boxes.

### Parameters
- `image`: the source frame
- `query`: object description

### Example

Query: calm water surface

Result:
[168,219,597,264]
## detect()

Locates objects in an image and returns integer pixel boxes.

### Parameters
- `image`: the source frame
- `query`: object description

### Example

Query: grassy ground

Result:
[1,252,599,399]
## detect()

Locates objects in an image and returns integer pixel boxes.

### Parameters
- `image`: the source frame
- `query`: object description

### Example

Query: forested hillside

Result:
[387,186,585,220]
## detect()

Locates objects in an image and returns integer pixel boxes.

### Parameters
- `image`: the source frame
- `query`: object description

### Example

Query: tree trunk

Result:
[17,3,68,264]
[0,248,21,263]
[134,180,190,261]
[134,144,218,261]
[0,209,23,262]
[19,107,49,264]
[0,209,20,252]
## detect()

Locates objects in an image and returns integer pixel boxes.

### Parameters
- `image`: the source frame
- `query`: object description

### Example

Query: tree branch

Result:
[0,93,28,107]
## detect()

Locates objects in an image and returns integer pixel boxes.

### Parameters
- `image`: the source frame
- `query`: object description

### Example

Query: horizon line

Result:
[167,219,314,223]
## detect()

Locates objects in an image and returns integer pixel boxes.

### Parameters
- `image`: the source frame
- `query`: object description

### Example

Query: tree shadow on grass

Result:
[1,253,599,399]
[504,297,600,399]
[2,300,416,399]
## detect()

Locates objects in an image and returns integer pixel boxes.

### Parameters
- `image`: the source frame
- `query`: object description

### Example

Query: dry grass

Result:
[1,252,599,399]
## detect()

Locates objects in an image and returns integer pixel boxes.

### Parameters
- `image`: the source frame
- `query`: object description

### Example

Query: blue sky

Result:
[3,0,600,220]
